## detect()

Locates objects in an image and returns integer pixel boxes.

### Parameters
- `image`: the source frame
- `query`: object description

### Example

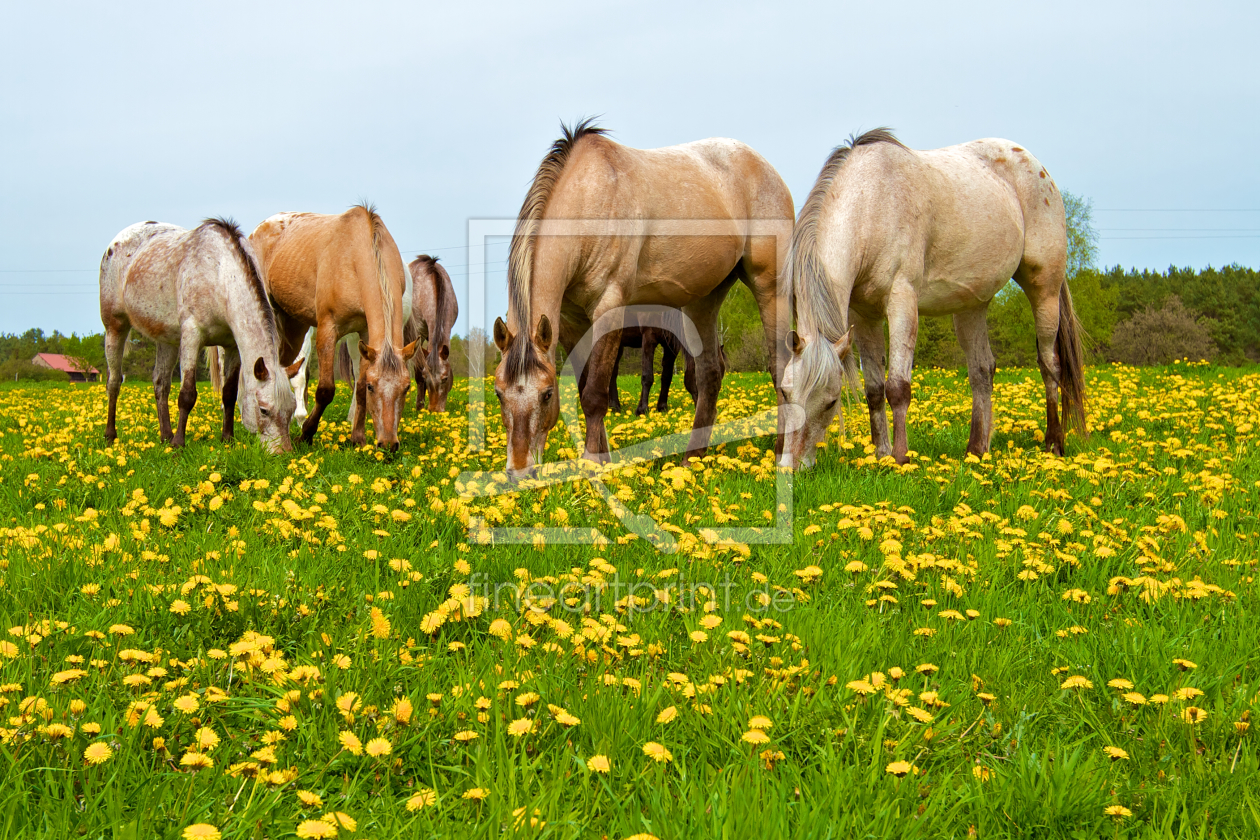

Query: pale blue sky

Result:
[2,1,1257,338]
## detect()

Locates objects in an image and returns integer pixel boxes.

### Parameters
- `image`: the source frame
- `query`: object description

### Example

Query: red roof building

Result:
[31,353,100,382]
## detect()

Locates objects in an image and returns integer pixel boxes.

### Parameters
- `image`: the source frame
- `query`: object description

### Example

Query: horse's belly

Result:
[916,273,1011,317]
[122,284,181,345]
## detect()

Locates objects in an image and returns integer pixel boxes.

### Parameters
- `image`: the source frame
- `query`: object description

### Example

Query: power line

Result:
[1096,208,1260,212]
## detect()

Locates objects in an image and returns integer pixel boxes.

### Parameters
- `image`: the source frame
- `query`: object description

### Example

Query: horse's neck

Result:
[225,287,278,367]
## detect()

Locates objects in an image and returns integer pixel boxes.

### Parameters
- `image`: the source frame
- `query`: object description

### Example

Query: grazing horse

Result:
[250,204,418,450]
[492,119,793,479]
[99,219,297,452]
[407,255,458,412]
[779,129,1086,469]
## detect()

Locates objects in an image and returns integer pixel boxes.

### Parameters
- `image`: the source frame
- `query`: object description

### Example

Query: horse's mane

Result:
[505,117,608,378]
[787,128,904,394]
[357,201,406,375]
[201,216,277,337]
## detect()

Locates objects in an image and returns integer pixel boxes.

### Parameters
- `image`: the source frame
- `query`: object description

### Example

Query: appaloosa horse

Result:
[779,129,1087,469]
[493,119,793,479]
[250,204,417,450]
[99,219,297,452]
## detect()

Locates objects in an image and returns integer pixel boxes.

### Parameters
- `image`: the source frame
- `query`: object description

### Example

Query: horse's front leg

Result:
[300,324,338,445]
[885,284,919,464]
[657,340,677,412]
[220,348,241,442]
[103,322,127,444]
[607,342,624,414]
[349,362,369,447]
[580,329,621,463]
[152,342,179,445]
[851,312,890,458]
[682,304,724,462]
[953,307,996,456]
[171,328,203,448]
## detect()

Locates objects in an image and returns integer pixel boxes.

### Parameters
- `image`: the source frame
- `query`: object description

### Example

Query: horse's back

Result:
[118,226,193,344]
[100,222,182,323]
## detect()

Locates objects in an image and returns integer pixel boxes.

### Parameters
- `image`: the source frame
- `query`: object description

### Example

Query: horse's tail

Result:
[334,339,355,382]
[1056,280,1088,434]
[206,347,222,394]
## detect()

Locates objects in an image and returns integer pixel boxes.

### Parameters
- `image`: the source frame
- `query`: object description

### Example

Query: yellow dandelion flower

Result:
[1181,706,1207,725]
[885,760,916,777]
[748,715,773,730]
[338,731,362,755]
[587,754,611,773]
[462,787,489,800]
[365,738,392,757]
[507,718,535,737]
[741,729,770,745]
[643,742,673,763]
[84,742,113,765]
[182,825,221,840]
[180,751,214,770]
[1105,805,1133,819]
[322,813,356,831]
[294,820,336,839]
[1060,675,1093,690]
[406,788,438,811]
[1107,678,1134,690]
[297,790,324,809]
[1173,659,1197,671]
[656,706,678,724]
[1122,692,1148,706]
[1104,746,1129,761]
[453,730,479,742]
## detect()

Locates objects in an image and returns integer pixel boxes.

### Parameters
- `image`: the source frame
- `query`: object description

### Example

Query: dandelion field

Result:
[1,364,1258,839]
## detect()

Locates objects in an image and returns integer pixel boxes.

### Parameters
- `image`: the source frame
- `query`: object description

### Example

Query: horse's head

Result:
[493,314,558,480]
[422,341,454,412]
[778,328,853,470]
[242,356,298,453]
[359,340,419,451]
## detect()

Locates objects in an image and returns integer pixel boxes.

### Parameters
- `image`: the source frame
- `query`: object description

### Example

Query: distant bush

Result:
[0,359,69,382]
[1109,296,1218,366]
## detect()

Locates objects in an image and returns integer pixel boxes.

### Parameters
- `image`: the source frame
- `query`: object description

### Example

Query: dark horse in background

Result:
[607,323,727,415]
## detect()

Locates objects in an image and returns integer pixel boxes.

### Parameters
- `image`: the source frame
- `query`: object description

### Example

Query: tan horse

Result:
[406,255,458,412]
[99,219,297,452]
[250,204,418,450]
[493,119,793,479]
[780,129,1087,469]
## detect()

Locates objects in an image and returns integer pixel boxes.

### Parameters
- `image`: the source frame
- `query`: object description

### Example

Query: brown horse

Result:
[780,129,1086,469]
[492,119,793,479]
[406,255,458,412]
[250,204,418,450]
[99,219,298,453]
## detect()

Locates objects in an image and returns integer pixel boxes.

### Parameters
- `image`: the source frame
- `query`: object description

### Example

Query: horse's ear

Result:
[833,328,854,359]
[439,343,450,361]
[284,357,305,378]
[254,357,270,381]
[359,343,378,364]
[493,317,512,353]
[787,330,805,356]
[535,315,553,353]
[401,341,419,362]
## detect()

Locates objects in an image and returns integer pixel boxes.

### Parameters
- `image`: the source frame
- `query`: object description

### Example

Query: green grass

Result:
[0,362,1257,839]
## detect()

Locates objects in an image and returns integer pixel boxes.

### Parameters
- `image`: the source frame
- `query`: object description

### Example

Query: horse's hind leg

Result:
[152,342,179,445]
[682,286,731,461]
[658,339,678,412]
[1015,267,1067,455]
[220,347,241,442]
[953,307,997,456]
[171,327,203,448]
[301,324,338,445]
[103,324,128,444]
[637,331,657,416]
[851,312,891,458]
[885,283,919,464]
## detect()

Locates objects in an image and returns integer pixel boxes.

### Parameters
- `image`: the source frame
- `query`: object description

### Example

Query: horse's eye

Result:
[367,384,375,393]
[541,389,553,403]
[260,407,270,416]
[825,400,837,412]
[494,389,504,402]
